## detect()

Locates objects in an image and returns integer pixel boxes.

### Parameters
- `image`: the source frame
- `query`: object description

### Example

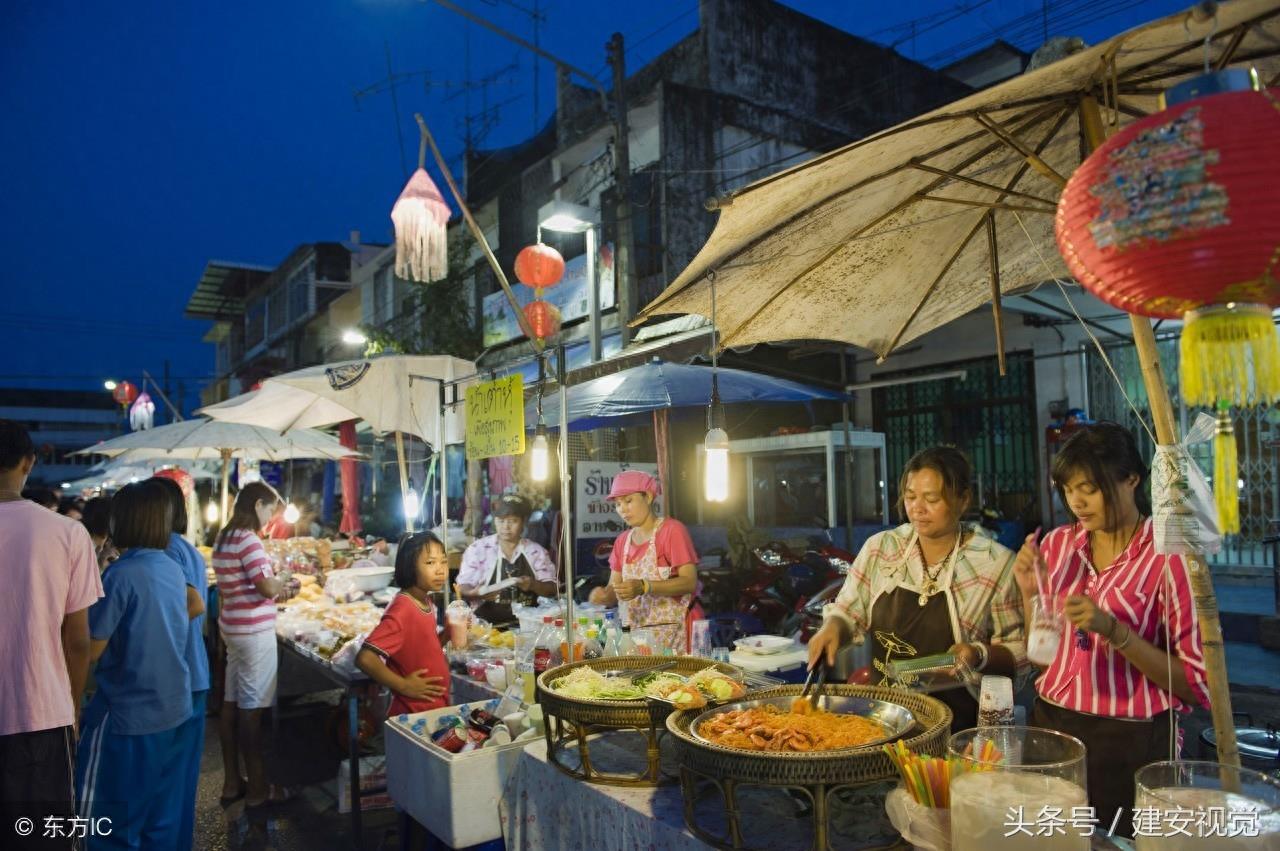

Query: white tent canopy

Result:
[197,354,475,446]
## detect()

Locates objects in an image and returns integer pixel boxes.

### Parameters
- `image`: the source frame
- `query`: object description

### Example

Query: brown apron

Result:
[1033,698,1173,839]
[870,586,977,731]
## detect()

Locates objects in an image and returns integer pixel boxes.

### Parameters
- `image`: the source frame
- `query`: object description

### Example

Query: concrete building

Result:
[0,388,121,487]
[461,0,971,372]
[186,238,381,405]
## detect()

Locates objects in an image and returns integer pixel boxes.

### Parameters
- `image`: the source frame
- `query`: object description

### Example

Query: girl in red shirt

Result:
[1012,423,1209,837]
[356,532,450,716]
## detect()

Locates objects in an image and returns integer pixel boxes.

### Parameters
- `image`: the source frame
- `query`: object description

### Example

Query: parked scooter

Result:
[738,539,853,636]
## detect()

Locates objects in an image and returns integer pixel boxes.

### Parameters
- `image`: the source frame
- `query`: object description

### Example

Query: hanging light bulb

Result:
[530,424,550,482]
[283,502,301,524]
[704,427,730,503]
[403,487,420,522]
[205,500,219,524]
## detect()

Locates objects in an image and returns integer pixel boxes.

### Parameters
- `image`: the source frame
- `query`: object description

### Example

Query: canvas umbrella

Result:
[638,1,1280,772]
[526,359,846,432]
[76,418,359,525]
[198,354,475,532]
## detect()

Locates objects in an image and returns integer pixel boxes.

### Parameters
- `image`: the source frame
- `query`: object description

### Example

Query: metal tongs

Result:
[793,661,829,714]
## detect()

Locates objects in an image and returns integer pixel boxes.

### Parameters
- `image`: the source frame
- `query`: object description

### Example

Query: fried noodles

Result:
[699,704,888,752]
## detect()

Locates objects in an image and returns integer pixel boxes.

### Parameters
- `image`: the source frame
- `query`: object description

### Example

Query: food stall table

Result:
[500,732,908,851]
[277,637,374,850]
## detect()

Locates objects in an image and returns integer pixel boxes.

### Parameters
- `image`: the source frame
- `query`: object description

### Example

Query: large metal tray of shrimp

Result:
[537,656,745,729]
[689,694,915,753]
[666,685,951,786]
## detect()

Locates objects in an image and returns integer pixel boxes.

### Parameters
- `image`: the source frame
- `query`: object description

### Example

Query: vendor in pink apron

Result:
[593,470,700,654]
[807,447,1028,730]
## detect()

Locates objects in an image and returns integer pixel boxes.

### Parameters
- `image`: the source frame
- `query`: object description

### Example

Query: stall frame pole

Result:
[394,431,412,534]
[558,343,576,660]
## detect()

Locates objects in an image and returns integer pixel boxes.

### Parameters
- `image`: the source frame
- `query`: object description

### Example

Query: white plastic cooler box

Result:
[384,704,528,848]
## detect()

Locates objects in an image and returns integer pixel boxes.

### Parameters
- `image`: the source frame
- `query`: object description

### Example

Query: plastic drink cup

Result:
[1027,596,1065,667]
[446,600,471,650]
[977,675,1015,727]
[690,619,712,658]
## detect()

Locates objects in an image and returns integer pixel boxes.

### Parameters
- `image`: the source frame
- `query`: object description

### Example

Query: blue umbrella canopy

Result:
[525,359,846,432]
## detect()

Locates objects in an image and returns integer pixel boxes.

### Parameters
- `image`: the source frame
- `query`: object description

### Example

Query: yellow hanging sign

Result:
[465,374,525,461]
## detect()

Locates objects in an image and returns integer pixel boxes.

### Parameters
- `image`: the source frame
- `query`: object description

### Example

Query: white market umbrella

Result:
[75,418,359,522]
[198,354,476,532]
[64,457,217,492]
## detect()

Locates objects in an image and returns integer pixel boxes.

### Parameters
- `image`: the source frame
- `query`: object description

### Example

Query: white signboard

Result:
[576,461,660,539]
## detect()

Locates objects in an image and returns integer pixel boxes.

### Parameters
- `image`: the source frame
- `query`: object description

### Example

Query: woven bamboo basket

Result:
[536,655,742,787]
[665,685,951,851]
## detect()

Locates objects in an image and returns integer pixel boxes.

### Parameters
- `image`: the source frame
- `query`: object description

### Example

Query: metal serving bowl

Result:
[689,694,916,753]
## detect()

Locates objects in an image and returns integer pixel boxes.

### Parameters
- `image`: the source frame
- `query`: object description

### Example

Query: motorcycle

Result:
[738,539,853,636]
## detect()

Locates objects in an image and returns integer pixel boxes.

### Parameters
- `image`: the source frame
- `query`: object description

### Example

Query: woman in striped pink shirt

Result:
[1012,422,1210,837]
[213,481,293,810]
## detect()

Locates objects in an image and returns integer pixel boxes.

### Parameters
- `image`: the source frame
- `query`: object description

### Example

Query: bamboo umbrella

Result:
[638,0,1280,770]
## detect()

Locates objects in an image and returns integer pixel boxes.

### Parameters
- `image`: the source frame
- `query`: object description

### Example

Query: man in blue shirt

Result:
[76,481,192,850]
[153,475,212,846]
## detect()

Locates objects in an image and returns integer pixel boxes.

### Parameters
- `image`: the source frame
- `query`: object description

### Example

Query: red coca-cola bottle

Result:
[532,616,555,676]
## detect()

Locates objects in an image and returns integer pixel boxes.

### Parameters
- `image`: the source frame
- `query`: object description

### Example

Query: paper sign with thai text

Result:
[465,375,525,460]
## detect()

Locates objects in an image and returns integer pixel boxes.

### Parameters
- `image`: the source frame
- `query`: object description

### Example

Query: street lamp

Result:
[104,380,118,391]
[342,329,368,346]
[538,200,602,363]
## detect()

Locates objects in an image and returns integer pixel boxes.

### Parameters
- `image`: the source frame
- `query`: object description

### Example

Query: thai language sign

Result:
[575,461,660,539]
[465,375,525,461]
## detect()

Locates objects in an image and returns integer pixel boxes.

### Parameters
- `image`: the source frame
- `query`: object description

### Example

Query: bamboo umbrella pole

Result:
[395,431,412,533]
[219,448,232,526]
[1079,95,1240,772]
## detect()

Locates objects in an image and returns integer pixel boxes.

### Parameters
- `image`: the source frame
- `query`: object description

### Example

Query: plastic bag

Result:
[884,787,951,851]
[1151,412,1222,555]
[330,633,367,678]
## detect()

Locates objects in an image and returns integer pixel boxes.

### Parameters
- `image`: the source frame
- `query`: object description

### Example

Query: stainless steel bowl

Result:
[689,694,916,753]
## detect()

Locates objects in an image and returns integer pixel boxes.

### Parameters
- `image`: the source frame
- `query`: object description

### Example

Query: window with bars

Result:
[1085,339,1278,569]
[872,351,1040,525]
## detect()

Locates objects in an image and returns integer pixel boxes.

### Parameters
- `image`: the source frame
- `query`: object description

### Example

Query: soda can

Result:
[433,726,469,753]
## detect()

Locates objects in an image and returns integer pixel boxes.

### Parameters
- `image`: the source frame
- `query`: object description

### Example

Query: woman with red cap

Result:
[593,470,700,653]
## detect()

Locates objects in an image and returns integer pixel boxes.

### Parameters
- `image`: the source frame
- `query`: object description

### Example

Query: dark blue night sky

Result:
[1,0,1186,412]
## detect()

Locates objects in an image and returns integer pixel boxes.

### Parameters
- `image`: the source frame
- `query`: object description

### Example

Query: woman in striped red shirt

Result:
[213,481,294,810]
[1012,422,1210,836]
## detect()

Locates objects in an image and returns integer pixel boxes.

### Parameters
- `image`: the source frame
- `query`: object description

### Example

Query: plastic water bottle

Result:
[618,626,636,656]
[532,616,555,676]
[602,612,622,657]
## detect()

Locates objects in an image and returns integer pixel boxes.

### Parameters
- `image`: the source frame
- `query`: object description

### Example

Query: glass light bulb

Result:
[704,427,730,503]
[283,502,301,524]
[404,487,420,521]
[530,431,550,482]
[205,501,219,524]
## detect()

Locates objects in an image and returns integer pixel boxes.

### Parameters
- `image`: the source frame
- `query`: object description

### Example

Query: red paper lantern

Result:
[514,243,565,290]
[112,380,139,407]
[523,300,562,340]
[1056,74,1280,406]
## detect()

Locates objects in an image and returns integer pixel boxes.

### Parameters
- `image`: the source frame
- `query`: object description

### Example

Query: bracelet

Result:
[973,642,989,671]
[642,580,651,595]
[1112,622,1134,651]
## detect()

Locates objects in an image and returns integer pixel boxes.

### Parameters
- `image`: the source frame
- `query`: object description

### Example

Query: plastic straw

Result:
[1030,527,1051,602]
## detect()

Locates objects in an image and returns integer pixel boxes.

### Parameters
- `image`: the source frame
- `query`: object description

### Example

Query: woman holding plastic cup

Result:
[1011,422,1211,837]
[591,470,700,654]
[808,446,1028,730]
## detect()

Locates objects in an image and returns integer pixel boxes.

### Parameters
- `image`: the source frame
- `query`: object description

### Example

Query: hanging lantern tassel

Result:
[390,168,451,283]
[1213,401,1240,536]
[1180,304,1280,408]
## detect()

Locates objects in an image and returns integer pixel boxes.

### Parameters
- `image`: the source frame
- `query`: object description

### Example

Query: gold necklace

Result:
[917,531,961,607]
